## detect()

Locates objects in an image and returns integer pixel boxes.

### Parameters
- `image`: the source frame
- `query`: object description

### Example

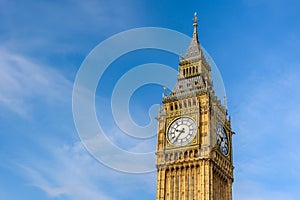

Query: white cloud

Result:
[19,142,116,200]
[0,0,146,56]
[234,180,296,200]
[128,137,156,153]
[232,66,300,199]
[19,140,156,200]
[0,49,72,117]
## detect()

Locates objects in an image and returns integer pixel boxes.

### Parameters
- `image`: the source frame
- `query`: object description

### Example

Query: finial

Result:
[193,12,198,23]
[193,12,198,35]
[193,12,198,26]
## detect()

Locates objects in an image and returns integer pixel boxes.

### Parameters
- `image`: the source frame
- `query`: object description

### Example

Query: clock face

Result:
[216,123,229,155]
[167,117,197,146]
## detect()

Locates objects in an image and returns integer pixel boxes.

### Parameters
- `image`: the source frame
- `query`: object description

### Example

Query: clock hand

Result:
[220,133,224,142]
[172,129,184,139]
[174,128,185,142]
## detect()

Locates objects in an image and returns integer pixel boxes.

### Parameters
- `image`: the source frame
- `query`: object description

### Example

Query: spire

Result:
[183,12,202,60]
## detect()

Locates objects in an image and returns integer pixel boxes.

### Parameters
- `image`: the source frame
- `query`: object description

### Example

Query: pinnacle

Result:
[183,12,202,60]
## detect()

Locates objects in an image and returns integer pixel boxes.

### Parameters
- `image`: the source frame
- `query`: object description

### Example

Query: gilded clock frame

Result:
[165,112,199,149]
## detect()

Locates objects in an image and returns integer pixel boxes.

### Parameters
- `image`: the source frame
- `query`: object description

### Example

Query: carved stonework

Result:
[156,13,234,200]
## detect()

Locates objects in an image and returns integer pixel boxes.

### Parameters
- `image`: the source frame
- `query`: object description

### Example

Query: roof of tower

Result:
[162,75,207,102]
[183,12,203,60]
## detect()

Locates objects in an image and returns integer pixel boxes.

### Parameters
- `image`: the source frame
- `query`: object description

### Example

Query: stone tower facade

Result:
[156,13,234,200]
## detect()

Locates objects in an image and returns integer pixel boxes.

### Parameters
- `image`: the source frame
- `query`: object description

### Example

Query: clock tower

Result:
[156,13,234,200]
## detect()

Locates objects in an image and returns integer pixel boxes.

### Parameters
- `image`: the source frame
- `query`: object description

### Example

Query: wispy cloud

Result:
[0,49,72,117]
[234,180,296,200]
[232,63,300,198]
[0,0,146,56]
[19,142,116,200]
[18,140,156,200]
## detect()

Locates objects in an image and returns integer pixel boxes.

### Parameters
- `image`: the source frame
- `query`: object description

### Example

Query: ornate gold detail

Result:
[156,13,234,200]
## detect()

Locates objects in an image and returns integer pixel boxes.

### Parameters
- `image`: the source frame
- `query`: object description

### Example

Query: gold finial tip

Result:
[193,12,198,24]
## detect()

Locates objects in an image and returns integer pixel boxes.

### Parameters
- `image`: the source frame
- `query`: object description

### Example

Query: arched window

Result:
[193,98,196,106]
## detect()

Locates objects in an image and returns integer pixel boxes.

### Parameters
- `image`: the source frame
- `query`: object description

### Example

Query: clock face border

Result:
[216,123,229,156]
[167,117,197,147]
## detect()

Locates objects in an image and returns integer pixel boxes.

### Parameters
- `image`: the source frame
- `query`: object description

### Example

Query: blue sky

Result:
[1,0,300,199]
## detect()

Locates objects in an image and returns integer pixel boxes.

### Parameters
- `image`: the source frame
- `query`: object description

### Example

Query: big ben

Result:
[156,13,234,200]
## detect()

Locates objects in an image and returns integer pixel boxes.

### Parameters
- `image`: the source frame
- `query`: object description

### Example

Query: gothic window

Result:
[165,154,169,161]
[174,152,178,160]
[184,151,188,158]
[156,13,234,200]
[189,150,193,158]
[195,150,199,157]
